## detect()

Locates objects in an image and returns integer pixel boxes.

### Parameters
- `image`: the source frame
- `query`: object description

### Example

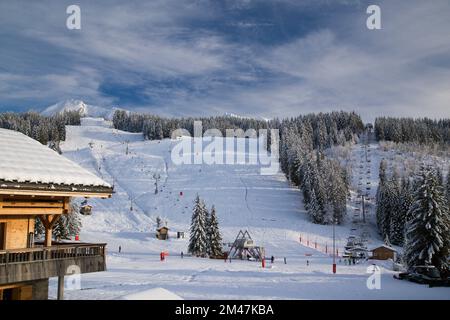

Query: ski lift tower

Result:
[228,230,265,261]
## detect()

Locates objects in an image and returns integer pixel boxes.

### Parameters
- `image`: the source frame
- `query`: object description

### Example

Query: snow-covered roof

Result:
[0,128,111,191]
[369,244,397,252]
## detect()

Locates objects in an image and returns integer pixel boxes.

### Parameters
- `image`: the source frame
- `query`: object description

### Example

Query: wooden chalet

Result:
[370,245,397,261]
[0,128,113,300]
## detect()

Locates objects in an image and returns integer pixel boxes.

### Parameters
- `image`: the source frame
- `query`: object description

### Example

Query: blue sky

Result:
[0,0,449,122]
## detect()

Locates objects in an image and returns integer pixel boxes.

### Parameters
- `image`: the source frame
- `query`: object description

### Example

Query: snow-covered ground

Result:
[51,118,450,300]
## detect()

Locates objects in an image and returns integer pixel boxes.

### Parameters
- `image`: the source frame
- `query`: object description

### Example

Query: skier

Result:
[306,260,309,266]
[284,257,287,264]
[271,256,274,264]
[119,246,121,253]
[181,251,184,259]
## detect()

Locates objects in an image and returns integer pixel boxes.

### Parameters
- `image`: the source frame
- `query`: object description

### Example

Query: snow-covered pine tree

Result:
[376,160,393,237]
[188,195,208,257]
[156,216,162,229]
[34,217,45,239]
[446,168,450,206]
[207,205,223,258]
[376,181,392,239]
[307,188,322,224]
[387,177,403,245]
[53,203,82,240]
[404,166,450,273]
[205,205,211,255]
[390,177,413,245]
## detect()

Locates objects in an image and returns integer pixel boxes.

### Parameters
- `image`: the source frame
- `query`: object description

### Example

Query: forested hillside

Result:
[375,117,450,145]
[0,111,81,145]
[112,110,364,225]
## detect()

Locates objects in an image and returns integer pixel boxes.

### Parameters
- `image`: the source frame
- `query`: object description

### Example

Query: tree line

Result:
[375,117,450,145]
[113,110,270,140]
[376,160,450,246]
[376,160,450,274]
[277,112,364,225]
[0,111,81,145]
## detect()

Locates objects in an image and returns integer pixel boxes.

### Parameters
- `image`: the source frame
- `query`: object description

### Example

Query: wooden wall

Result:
[0,279,48,300]
[0,216,34,250]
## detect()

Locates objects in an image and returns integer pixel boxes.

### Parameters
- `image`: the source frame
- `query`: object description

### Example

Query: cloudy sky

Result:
[0,0,449,122]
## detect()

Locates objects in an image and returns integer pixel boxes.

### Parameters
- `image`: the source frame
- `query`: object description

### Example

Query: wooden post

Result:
[39,215,61,247]
[44,227,52,247]
[57,276,64,300]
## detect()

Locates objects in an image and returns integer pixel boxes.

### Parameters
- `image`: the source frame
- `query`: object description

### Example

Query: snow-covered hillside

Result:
[52,118,450,300]
[41,99,121,119]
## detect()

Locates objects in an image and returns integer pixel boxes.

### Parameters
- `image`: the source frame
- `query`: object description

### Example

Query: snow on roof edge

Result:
[0,128,111,189]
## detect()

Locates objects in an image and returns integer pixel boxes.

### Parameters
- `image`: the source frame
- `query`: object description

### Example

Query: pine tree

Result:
[390,178,413,245]
[404,166,450,273]
[205,206,211,255]
[446,168,450,206]
[156,216,162,229]
[34,217,45,239]
[188,195,208,257]
[376,159,388,233]
[387,177,402,245]
[207,206,223,257]
[307,188,321,223]
[53,203,82,240]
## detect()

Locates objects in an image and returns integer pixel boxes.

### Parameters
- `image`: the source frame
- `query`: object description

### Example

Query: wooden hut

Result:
[156,226,169,240]
[0,128,113,300]
[370,245,397,260]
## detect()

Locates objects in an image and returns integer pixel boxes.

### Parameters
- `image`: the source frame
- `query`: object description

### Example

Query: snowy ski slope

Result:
[52,118,450,300]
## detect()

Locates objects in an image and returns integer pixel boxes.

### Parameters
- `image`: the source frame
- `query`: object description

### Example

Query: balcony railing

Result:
[0,243,107,285]
[0,243,106,264]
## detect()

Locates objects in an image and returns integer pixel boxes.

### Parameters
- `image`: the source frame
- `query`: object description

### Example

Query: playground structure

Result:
[227,230,265,261]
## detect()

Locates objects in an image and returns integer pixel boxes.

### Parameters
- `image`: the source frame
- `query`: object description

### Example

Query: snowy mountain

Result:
[41,99,121,119]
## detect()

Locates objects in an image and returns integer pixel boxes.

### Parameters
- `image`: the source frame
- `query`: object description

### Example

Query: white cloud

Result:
[0,0,449,121]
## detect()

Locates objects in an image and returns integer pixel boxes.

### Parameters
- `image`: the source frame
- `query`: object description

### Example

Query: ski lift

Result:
[80,200,92,216]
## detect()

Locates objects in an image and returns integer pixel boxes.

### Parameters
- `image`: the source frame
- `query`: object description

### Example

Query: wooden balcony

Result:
[0,243,106,285]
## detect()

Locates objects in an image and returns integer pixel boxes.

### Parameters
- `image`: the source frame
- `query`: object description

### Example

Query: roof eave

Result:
[0,180,113,198]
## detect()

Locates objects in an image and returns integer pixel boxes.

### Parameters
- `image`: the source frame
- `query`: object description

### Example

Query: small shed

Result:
[370,245,397,260]
[156,226,169,240]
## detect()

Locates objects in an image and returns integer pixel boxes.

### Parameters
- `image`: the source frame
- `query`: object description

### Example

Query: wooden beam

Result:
[44,226,52,247]
[63,197,71,214]
[40,214,61,247]
[0,208,64,215]
[0,201,64,208]
[38,215,50,229]
[49,215,60,228]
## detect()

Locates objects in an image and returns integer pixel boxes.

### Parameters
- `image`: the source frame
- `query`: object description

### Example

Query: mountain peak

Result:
[42,99,89,116]
[41,99,122,119]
